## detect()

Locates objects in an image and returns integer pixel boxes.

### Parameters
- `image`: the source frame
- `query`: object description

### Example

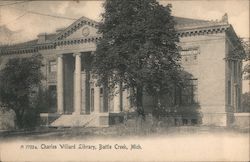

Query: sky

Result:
[0,0,249,92]
[0,0,249,41]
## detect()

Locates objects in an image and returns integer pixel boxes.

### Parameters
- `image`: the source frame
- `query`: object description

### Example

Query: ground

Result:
[0,124,249,140]
[0,125,249,161]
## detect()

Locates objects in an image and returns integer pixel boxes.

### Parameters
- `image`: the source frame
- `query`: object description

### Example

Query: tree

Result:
[241,39,250,80]
[237,38,250,80]
[93,0,185,118]
[0,54,43,128]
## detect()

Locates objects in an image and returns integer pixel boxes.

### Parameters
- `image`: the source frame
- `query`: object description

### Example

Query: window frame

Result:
[48,60,57,73]
[175,79,198,106]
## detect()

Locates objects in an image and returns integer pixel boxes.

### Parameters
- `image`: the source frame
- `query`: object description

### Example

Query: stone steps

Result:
[50,114,98,127]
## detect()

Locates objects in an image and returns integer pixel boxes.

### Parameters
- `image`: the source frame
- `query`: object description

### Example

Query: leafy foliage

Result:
[231,38,250,80]
[243,63,250,80]
[93,0,187,115]
[0,54,43,128]
[240,38,250,80]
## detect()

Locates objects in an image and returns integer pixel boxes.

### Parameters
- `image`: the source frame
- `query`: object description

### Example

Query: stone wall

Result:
[179,33,229,126]
[0,109,16,130]
[233,113,250,128]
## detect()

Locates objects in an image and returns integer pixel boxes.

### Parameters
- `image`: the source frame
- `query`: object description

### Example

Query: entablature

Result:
[176,24,229,37]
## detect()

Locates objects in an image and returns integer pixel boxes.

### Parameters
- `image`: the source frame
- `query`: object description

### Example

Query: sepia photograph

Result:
[0,0,249,161]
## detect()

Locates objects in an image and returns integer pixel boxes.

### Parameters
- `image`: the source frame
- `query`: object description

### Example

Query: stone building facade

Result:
[0,14,243,127]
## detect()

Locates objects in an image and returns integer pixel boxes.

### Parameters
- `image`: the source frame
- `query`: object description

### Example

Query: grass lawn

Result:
[0,124,249,162]
[0,120,249,140]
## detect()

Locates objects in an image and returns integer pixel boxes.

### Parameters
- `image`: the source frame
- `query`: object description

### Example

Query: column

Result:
[81,71,86,113]
[238,61,242,111]
[74,53,82,115]
[57,54,64,114]
[233,83,238,112]
[94,84,100,113]
[113,85,121,113]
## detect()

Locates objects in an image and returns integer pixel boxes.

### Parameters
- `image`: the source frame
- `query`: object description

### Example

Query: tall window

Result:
[237,86,241,111]
[227,80,231,105]
[49,60,57,73]
[175,79,198,105]
[90,88,94,112]
[119,84,123,112]
[48,85,57,112]
[100,88,104,112]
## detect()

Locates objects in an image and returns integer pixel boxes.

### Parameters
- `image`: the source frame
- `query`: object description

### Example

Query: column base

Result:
[57,111,64,115]
[72,112,81,115]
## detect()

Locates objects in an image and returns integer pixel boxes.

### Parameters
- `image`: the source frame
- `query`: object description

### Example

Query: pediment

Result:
[66,25,99,39]
[54,16,101,41]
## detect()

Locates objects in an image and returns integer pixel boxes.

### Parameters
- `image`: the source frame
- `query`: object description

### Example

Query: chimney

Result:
[221,13,228,23]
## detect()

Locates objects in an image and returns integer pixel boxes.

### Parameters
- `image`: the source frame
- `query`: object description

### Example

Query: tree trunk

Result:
[136,85,145,120]
[14,110,24,129]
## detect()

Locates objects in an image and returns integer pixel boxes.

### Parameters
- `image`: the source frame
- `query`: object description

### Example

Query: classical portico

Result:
[53,47,127,127]
[56,51,102,115]
[43,15,127,127]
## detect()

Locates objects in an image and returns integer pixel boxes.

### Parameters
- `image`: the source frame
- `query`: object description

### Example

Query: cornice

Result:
[0,36,103,55]
[225,25,243,49]
[177,24,229,37]
[55,35,102,46]
[0,19,235,56]
[175,20,228,30]
[0,43,55,55]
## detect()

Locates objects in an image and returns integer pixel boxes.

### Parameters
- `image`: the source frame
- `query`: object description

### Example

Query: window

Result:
[235,84,238,111]
[233,61,237,79]
[100,88,103,96]
[119,85,123,112]
[227,80,231,105]
[175,79,198,105]
[100,87,109,112]
[237,86,241,111]
[48,85,57,112]
[180,48,199,65]
[90,88,94,112]
[100,88,104,112]
[49,60,56,73]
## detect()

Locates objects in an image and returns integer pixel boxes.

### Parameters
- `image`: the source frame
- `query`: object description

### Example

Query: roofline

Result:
[226,24,245,52]
[0,16,240,55]
[54,16,99,41]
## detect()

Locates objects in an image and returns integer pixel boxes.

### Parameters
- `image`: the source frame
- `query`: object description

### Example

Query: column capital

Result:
[73,52,82,57]
[57,54,64,58]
